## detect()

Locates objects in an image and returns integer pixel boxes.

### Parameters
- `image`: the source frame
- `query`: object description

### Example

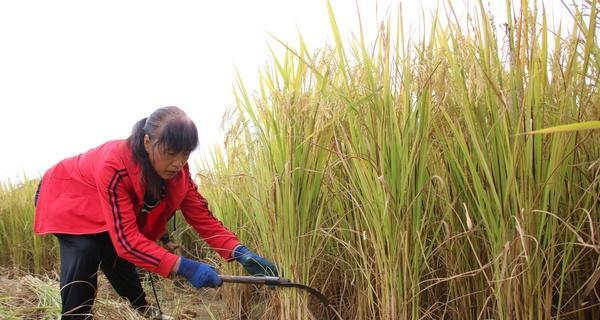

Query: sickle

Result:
[220,275,341,320]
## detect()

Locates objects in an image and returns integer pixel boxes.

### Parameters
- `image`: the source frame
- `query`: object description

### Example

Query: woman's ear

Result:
[143,134,151,154]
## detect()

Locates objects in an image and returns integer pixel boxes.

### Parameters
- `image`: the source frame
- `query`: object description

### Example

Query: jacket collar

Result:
[116,140,187,206]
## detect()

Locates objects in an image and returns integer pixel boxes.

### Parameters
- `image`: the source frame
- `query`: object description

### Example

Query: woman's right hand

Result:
[175,257,222,288]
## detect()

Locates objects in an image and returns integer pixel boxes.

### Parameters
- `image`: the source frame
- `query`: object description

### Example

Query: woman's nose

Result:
[173,154,187,167]
[172,159,183,168]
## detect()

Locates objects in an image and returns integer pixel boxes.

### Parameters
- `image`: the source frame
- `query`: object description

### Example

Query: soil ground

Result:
[0,267,234,320]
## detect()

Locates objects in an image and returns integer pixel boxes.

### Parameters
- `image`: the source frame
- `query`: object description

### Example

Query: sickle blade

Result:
[220,275,338,319]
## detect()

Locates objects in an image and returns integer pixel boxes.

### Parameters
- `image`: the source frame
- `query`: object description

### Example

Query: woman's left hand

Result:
[233,245,279,277]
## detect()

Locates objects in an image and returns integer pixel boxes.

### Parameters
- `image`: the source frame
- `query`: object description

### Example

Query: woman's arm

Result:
[171,257,181,275]
[179,165,241,260]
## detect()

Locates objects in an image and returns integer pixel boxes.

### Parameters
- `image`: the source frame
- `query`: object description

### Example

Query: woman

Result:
[34,106,277,319]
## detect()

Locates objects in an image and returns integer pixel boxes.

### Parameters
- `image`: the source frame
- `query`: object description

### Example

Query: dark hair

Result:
[127,106,199,199]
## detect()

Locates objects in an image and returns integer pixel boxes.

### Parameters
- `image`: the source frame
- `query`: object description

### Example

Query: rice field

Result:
[1,0,599,319]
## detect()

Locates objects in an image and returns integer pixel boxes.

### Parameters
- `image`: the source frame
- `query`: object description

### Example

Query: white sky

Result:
[0,0,572,183]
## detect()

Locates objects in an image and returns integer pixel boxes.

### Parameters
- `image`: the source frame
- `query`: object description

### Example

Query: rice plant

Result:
[0,179,58,273]
[199,0,600,318]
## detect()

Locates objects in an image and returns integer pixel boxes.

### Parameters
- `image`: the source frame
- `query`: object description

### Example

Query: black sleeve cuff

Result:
[159,233,171,244]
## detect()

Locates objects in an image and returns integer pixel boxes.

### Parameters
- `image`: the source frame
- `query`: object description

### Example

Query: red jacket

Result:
[34,140,240,277]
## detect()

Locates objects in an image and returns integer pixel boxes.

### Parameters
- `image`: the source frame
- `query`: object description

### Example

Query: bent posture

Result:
[34,106,277,319]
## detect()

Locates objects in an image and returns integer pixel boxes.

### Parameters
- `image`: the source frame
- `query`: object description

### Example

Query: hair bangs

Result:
[156,119,199,153]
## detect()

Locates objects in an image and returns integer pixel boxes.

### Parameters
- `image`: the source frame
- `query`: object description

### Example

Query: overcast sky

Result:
[0,0,572,183]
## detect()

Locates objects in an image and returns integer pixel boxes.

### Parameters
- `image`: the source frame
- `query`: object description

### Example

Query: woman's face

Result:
[144,134,191,180]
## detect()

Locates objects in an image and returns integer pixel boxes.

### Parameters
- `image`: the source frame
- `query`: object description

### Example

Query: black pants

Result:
[55,232,148,319]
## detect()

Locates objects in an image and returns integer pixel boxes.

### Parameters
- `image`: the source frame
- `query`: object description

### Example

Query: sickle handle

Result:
[220,275,291,285]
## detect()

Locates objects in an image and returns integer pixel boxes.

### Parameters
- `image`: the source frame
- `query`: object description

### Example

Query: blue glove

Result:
[176,257,222,288]
[233,245,279,277]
